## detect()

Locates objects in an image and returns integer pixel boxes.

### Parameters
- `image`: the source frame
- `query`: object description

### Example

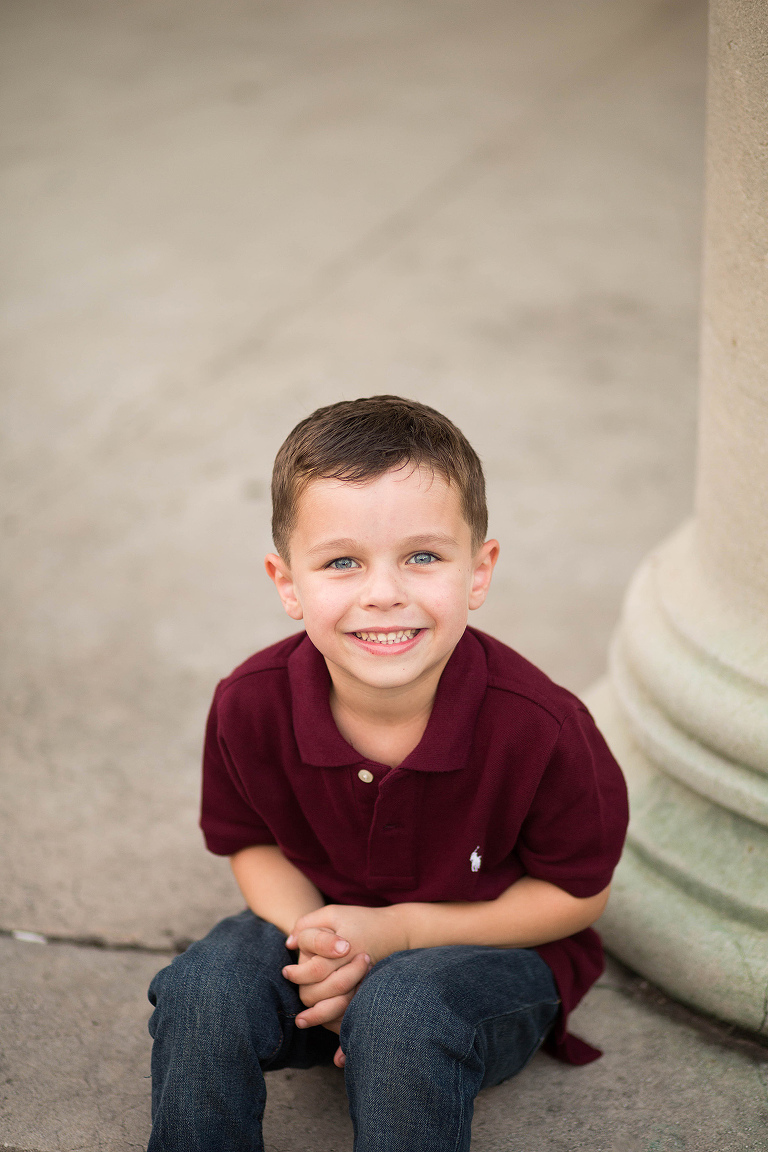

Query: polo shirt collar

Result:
[287,628,488,772]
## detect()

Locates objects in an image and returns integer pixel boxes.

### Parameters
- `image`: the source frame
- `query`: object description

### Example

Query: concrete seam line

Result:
[0,926,179,956]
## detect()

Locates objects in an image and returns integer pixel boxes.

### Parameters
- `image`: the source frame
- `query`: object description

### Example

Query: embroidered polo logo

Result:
[470,846,482,872]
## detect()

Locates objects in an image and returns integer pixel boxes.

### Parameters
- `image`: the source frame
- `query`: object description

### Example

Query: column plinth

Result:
[586,0,768,1033]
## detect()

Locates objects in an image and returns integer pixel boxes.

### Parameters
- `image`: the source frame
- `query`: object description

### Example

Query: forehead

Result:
[293,466,467,539]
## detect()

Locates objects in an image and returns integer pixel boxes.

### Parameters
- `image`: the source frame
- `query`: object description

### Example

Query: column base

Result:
[585,676,768,1036]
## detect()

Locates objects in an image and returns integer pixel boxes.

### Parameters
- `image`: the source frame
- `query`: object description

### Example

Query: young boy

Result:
[147,395,628,1152]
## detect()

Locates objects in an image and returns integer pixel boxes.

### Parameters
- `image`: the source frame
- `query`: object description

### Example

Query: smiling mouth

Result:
[352,629,421,645]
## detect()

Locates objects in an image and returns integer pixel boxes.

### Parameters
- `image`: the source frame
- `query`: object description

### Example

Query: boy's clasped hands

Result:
[282,904,409,1067]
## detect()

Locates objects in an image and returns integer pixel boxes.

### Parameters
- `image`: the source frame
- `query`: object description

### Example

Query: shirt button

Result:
[357,768,374,783]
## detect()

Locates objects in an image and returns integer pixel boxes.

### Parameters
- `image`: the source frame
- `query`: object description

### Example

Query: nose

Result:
[360,561,406,611]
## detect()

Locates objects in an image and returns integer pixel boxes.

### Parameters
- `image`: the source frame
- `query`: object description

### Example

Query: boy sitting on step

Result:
[147,394,628,1152]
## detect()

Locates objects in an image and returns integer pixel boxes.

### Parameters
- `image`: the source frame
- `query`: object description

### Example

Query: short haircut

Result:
[271,395,488,559]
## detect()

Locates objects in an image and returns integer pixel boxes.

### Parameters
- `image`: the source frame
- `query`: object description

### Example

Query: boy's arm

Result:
[230,844,327,933]
[399,875,610,950]
[287,875,611,974]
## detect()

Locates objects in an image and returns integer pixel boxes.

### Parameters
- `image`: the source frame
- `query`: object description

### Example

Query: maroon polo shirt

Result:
[201,626,628,1064]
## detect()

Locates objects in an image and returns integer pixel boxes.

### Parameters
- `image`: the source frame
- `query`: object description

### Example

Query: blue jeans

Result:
[147,910,559,1152]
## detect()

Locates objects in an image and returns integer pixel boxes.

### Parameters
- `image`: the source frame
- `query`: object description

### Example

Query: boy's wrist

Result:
[384,900,482,951]
[381,902,417,954]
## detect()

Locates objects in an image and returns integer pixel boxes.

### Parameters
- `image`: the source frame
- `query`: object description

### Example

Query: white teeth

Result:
[353,629,419,644]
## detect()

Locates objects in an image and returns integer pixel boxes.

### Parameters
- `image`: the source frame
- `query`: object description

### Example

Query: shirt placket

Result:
[364,768,420,889]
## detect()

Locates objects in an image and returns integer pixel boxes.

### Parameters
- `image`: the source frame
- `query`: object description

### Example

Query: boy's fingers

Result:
[296,953,371,1007]
[290,927,350,959]
[283,946,362,987]
[295,993,352,1029]
[333,1045,346,1068]
[282,953,336,985]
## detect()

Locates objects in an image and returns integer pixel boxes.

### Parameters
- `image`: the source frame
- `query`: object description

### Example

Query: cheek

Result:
[423,572,471,621]
[300,581,351,625]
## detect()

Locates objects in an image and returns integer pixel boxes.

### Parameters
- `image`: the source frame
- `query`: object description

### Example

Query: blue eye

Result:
[328,557,359,570]
[409,552,438,565]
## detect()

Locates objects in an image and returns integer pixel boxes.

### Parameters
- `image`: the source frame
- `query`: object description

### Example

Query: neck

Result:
[326,654,452,768]
[328,656,449,727]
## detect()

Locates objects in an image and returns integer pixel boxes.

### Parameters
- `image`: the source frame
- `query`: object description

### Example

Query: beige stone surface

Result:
[697,0,768,616]
[0,0,705,950]
[0,935,158,1152]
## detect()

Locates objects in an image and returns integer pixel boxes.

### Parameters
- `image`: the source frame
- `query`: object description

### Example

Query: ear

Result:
[264,553,303,620]
[468,539,499,611]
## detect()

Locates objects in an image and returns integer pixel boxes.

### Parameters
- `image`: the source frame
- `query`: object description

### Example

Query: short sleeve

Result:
[516,707,629,898]
[199,684,277,856]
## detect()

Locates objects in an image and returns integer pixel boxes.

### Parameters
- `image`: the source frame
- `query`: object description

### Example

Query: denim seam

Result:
[452,1056,466,1152]
[463,998,562,1088]
[458,996,561,1063]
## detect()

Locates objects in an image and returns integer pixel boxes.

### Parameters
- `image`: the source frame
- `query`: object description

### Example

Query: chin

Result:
[362,659,440,689]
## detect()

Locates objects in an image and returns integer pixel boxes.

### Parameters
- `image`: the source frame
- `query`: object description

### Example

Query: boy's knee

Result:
[150,912,287,1011]
[148,935,281,1054]
[151,949,239,1021]
[342,950,472,1059]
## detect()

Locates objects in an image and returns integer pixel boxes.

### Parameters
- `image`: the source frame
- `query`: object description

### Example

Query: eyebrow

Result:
[306,533,460,557]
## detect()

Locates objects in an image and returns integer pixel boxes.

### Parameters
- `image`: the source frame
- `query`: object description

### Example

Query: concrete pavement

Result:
[3,0,765,1147]
[2,939,765,1152]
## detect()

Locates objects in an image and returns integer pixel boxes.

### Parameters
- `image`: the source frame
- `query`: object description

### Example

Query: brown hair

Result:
[271,395,488,559]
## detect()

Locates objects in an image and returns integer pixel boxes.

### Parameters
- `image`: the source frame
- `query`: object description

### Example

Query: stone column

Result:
[586,0,768,1034]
